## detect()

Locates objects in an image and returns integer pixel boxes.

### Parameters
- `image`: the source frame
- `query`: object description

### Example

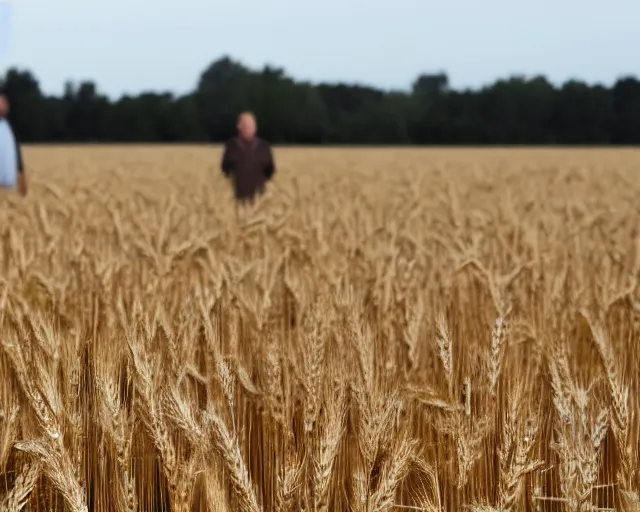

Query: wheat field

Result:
[1,146,640,512]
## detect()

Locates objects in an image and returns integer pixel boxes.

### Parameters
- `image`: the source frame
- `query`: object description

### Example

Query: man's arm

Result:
[13,124,27,196]
[16,169,27,197]
[264,144,275,181]
[221,141,234,178]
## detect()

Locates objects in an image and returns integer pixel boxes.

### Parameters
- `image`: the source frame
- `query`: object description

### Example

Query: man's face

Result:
[237,114,257,140]
[0,95,8,118]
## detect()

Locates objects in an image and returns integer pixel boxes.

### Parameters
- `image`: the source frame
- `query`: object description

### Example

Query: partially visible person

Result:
[0,94,27,196]
[221,112,275,209]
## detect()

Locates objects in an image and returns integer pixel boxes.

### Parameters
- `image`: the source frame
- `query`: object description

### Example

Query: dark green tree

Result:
[2,58,640,145]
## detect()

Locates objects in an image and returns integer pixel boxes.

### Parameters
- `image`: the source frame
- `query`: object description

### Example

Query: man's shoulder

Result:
[224,136,271,149]
[0,119,13,138]
[256,137,272,149]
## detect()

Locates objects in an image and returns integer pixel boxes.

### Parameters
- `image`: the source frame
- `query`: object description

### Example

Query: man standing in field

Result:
[221,112,275,214]
[0,93,27,196]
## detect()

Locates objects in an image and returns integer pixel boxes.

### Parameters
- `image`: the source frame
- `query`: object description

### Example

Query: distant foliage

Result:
[2,57,640,144]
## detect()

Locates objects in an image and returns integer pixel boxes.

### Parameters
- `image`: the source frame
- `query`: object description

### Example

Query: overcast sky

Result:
[0,0,637,99]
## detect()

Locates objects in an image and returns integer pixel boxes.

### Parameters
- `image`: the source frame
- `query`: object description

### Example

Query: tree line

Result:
[2,55,640,144]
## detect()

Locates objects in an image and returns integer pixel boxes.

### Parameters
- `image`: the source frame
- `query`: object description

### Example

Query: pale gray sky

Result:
[0,0,637,99]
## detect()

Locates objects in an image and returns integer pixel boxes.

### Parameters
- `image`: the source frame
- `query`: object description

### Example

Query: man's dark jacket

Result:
[221,137,275,201]
[7,119,24,174]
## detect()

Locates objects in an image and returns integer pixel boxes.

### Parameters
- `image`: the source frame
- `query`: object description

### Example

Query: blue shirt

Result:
[0,118,23,188]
